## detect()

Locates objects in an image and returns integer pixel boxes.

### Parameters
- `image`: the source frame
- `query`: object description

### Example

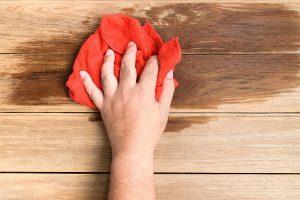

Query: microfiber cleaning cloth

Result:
[66,14,182,109]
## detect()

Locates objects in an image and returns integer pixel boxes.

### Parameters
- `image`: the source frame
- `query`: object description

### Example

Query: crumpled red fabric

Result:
[66,14,182,109]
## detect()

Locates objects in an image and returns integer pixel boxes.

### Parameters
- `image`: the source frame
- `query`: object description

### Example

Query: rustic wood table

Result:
[0,1,300,199]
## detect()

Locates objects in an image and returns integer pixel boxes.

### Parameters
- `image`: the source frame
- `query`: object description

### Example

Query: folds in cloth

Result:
[66,14,182,109]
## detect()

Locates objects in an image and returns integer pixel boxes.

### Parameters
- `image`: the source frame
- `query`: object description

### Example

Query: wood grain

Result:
[0,113,299,173]
[0,1,299,198]
[0,54,299,112]
[1,174,300,200]
[0,2,300,54]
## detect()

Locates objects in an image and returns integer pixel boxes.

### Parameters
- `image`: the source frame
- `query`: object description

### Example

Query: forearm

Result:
[108,149,155,200]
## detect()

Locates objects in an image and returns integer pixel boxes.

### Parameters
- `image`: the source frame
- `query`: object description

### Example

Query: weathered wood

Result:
[1,54,299,112]
[1,174,300,200]
[0,113,299,173]
[0,2,300,54]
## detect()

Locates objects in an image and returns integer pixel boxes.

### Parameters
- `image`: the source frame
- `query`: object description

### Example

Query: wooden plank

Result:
[0,2,300,54]
[0,54,299,112]
[0,113,299,173]
[1,174,299,199]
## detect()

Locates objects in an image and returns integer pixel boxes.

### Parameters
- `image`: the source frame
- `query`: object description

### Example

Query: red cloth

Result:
[66,14,182,109]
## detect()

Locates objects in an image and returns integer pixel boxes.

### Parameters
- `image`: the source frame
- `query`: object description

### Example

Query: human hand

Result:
[80,41,175,157]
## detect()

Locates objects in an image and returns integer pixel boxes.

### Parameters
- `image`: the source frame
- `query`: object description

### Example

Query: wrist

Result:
[110,141,155,158]
[111,146,154,161]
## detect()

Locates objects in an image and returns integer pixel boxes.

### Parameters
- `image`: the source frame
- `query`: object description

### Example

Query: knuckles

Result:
[121,60,136,78]
[145,56,159,74]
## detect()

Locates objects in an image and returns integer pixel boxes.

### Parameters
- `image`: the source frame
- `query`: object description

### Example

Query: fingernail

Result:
[128,41,135,47]
[167,70,173,79]
[106,49,113,56]
[80,71,86,80]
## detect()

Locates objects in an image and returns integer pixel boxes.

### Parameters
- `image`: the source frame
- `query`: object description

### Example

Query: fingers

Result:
[139,56,159,98]
[80,71,104,109]
[119,41,137,89]
[159,70,175,113]
[101,49,118,98]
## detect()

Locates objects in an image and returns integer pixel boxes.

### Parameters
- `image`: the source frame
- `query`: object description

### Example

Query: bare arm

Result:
[80,41,175,200]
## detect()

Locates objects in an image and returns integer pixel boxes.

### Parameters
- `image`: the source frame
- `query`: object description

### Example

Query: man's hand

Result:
[80,41,175,200]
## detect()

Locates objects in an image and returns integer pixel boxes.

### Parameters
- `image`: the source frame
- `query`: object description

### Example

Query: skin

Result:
[80,41,175,200]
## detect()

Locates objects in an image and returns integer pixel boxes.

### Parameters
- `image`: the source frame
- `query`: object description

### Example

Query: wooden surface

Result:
[1,113,300,173]
[1,174,300,200]
[1,54,300,112]
[0,1,299,199]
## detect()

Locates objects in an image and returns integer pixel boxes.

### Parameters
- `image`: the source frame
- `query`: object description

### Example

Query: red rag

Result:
[66,14,182,109]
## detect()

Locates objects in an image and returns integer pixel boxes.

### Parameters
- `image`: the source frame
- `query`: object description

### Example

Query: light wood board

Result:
[1,2,300,55]
[0,113,299,173]
[1,174,300,200]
